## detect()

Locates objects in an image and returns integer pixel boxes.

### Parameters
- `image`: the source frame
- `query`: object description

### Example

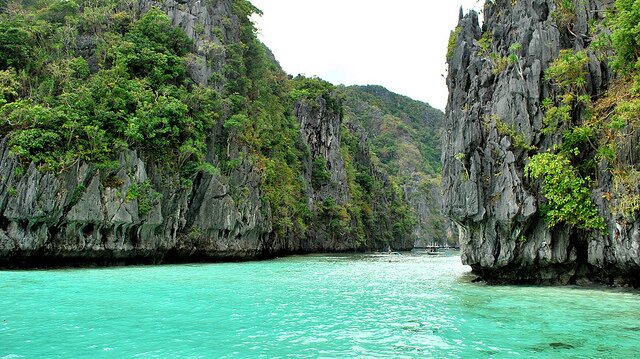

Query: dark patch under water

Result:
[549,342,575,349]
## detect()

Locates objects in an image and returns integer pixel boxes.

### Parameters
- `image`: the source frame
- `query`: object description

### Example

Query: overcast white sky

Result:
[250,1,484,111]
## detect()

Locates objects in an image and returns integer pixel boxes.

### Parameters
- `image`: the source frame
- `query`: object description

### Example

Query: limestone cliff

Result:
[291,87,414,252]
[443,0,640,286]
[0,0,414,266]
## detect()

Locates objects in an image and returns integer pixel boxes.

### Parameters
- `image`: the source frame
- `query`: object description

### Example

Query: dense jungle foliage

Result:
[0,0,425,245]
[339,85,443,178]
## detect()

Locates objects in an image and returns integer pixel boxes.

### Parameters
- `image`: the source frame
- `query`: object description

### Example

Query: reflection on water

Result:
[0,253,638,358]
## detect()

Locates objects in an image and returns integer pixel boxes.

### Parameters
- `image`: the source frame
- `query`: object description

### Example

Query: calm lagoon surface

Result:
[1,253,639,358]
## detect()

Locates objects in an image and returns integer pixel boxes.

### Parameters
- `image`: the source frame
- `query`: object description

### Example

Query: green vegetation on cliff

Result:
[0,0,421,249]
[595,0,640,219]
[339,113,417,246]
[0,4,211,170]
[219,1,310,239]
[291,77,418,247]
[607,0,640,75]
[527,0,640,229]
[527,49,604,230]
[339,85,448,244]
[0,0,306,238]
[525,152,605,230]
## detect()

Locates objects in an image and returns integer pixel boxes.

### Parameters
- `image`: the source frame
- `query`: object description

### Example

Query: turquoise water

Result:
[1,254,639,358]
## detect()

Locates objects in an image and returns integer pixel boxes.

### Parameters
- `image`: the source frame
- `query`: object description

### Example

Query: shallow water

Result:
[1,253,638,358]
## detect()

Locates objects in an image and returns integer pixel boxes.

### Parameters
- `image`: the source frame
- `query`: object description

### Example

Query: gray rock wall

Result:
[133,0,240,87]
[405,178,449,246]
[296,96,349,204]
[0,0,410,266]
[443,0,639,285]
[0,0,267,265]
[295,96,352,251]
[293,95,414,252]
[0,137,270,265]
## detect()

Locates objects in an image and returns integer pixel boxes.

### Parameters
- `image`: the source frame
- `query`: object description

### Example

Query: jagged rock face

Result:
[294,96,352,251]
[0,0,409,266]
[296,97,349,204]
[338,85,448,247]
[443,0,639,285]
[0,0,269,265]
[0,138,270,265]
[405,180,447,246]
[134,0,240,87]
[0,0,272,266]
[293,96,414,252]
[342,121,415,252]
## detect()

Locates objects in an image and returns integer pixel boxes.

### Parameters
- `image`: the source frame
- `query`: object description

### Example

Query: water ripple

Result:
[1,254,639,357]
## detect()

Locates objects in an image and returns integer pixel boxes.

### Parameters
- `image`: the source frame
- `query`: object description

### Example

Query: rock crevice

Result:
[444,0,639,286]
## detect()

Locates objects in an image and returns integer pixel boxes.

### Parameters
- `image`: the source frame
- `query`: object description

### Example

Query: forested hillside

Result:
[0,0,441,265]
[340,85,450,245]
[340,85,443,176]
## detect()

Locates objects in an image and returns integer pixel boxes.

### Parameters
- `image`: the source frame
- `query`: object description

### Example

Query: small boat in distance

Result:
[412,244,446,255]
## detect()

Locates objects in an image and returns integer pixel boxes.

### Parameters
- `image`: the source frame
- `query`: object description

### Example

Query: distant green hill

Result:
[339,85,443,177]
[339,85,450,245]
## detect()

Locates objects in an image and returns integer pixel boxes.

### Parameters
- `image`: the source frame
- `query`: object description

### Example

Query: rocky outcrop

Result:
[404,177,448,246]
[0,0,415,266]
[340,120,415,252]
[0,136,270,266]
[294,95,351,251]
[292,94,414,252]
[296,96,349,204]
[132,0,239,87]
[0,0,273,266]
[443,0,640,286]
